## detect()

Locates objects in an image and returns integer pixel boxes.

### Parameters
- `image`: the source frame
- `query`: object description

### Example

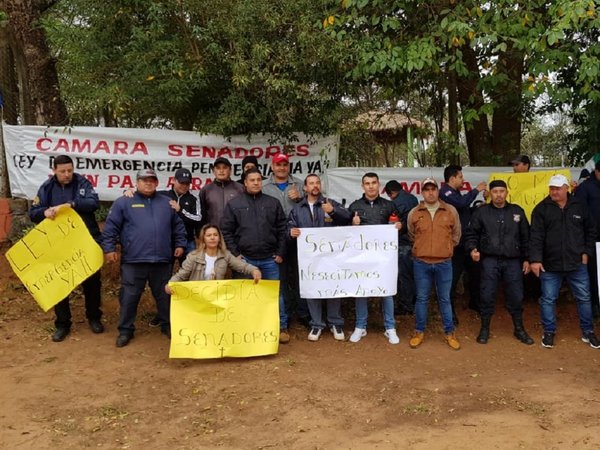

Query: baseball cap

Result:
[384,180,402,195]
[213,157,232,167]
[174,168,192,183]
[421,177,438,189]
[272,153,289,164]
[548,174,569,187]
[509,155,531,166]
[136,168,158,180]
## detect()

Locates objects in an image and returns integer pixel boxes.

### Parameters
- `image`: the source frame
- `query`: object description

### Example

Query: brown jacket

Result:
[169,249,258,282]
[407,200,461,264]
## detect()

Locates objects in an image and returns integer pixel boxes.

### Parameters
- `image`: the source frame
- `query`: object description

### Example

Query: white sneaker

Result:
[307,327,322,342]
[330,325,345,341]
[384,329,400,345]
[349,327,367,343]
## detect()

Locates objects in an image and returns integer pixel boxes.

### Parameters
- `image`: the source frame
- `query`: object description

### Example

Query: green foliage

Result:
[43,0,348,139]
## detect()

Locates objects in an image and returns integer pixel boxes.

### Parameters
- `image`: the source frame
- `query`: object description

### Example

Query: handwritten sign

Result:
[5,208,103,312]
[169,279,280,359]
[296,225,398,299]
[488,169,572,220]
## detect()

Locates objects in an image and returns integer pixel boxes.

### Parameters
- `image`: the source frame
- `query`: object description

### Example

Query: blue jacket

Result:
[391,190,418,246]
[29,173,101,242]
[288,196,351,231]
[439,184,480,244]
[102,191,187,263]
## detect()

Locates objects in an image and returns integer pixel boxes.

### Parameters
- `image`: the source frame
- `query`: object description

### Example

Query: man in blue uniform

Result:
[29,155,104,342]
[102,169,187,347]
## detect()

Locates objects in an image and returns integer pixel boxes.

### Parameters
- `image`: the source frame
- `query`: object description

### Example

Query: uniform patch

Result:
[80,188,86,196]
[513,214,521,222]
[573,214,582,220]
[32,196,40,206]
[132,204,145,208]
[444,191,452,197]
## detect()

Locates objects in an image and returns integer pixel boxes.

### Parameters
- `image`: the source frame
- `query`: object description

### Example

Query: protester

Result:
[384,179,418,315]
[288,174,351,342]
[407,178,461,350]
[220,168,290,343]
[166,224,260,290]
[199,157,243,226]
[29,155,104,342]
[262,153,307,327]
[509,155,531,173]
[464,180,534,345]
[348,172,402,344]
[530,174,600,349]
[439,165,486,323]
[162,168,202,257]
[575,160,600,319]
[102,169,187,347]
[236,155,265,184]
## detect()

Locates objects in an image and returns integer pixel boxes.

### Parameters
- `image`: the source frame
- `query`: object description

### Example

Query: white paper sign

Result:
[296,225,398,299]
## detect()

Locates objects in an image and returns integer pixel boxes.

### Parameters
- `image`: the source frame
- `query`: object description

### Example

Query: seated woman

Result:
[165,224,261,293]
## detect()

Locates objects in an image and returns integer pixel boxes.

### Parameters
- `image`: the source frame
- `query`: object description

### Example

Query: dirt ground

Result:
[1,246,600,450]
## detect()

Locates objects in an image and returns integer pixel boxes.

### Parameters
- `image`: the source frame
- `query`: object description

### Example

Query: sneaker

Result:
[307,327,322,342]
[279,329,290,344]
[409,331,424,348]
[541,332,555,348]
[384,328,400,345]
[330,325,345,341]
[349,327,367,343]
[445,333,461,350]
[149,316,161,328]
[582,332,600,349]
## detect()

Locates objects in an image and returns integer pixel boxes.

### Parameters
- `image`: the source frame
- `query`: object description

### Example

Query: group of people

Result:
[29,153,600,352]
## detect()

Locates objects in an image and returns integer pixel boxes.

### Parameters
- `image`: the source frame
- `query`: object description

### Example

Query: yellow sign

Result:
[488,169,572,220]
[169,279,280,359]
[5,208,103,312]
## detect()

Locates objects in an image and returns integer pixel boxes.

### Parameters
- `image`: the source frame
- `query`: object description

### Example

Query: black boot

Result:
[512,315,534,345]
[476,316,491,344]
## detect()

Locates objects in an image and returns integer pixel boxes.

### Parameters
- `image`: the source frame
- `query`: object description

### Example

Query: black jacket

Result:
[348,195,398,225]
[220,191,287,259]
[159,189,202,241]
[529,194,596,272]
[575,171,600,232]
[464,202,529,260]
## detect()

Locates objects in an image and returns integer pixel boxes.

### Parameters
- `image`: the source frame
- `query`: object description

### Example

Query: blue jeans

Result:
[306,298,343,329]
[413,259,454,334]
[539,264,594,334]
[355,296,395,330]
[239,256,287,329]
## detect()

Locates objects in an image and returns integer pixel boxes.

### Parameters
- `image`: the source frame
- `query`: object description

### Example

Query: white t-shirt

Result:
[204,254,218,280]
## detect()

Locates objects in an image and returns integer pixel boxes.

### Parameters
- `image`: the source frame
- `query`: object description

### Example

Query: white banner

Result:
[296,225,398,299]
[2,125,339,201]
[322,166,582,206]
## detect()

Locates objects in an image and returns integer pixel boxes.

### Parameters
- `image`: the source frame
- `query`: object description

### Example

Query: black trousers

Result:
[118,263,171,336]
[479,256,524,318]
[54,270,102,329]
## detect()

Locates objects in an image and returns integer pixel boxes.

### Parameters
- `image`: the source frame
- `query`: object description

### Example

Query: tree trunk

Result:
[456,45,492,165]
[447,67,459,163]
[2,0,68,125]
[490,43,524,164]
